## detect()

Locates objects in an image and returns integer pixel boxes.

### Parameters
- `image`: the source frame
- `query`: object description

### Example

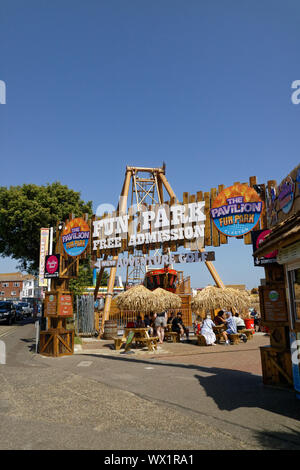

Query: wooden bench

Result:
[164,331,180,343]
[240,329,253,340]
[134,336,159,351]
[197,334,208,346]
[114,336,127,350]
[228,333,240,345]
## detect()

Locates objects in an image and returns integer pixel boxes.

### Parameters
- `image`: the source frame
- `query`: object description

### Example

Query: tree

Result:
[0,182,92,272]
[69,261,109,297]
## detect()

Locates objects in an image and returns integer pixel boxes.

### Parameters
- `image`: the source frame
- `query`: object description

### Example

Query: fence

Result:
[76,295,95,336]
[96,307,192,330]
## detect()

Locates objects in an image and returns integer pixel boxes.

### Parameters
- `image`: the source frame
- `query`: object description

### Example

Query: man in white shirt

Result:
[233,313,245,331]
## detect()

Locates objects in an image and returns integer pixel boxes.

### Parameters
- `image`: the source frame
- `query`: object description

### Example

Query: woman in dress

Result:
[200,314,217,346]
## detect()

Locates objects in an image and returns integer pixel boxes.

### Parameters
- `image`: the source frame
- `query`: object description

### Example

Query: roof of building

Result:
[0,272,35,281]
[253,212,300,258]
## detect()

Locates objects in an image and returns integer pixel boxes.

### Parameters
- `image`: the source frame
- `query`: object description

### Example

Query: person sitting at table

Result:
[149,312,157,337]
[234,313,246,332]
[200,314,216,346]
[222,312,237,345]
[155,311,167,344]
[172,312,189,341]
[167,311,175,324]
[134,315,145,328]
[214,310,226,326]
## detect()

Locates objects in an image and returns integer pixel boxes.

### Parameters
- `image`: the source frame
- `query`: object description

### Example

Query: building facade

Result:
[0,272,42,301]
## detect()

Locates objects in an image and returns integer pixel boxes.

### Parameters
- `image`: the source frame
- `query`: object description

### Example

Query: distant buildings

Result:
[0,272,42,301]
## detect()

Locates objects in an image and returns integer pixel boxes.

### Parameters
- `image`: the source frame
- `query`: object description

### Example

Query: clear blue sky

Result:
[0,0,299,288]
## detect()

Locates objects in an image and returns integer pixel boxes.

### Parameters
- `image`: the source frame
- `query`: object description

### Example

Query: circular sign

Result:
[256,230,277,258]
[278,176,295,214]
[269,290,279,302]
[46,255,59,274]
[210,184,263,237]
[62,218,90,257]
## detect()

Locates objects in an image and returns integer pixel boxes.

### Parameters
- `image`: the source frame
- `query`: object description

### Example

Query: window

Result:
[11,291,16,296]
[2,282,9,287]
[13,282,20,287]
[288,268,300,326]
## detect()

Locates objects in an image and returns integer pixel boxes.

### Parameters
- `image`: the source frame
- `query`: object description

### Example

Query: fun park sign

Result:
[92,202,206,252]
[210,184,263,237]
[62,218,90,257]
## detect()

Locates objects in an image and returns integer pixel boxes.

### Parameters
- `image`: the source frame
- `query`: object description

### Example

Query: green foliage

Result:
[69,260,94,297]
[69,259,109,296]
[0,182,92,273]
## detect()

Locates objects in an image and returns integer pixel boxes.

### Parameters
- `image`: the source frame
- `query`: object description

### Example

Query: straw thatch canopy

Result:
[153,288,182,310]
[226,288,251,311]
[191,286,250,313]
[115,285,159,312]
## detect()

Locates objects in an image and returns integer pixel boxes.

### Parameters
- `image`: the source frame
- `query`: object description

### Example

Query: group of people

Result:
[199,310,246,346]
[134,311,189,344]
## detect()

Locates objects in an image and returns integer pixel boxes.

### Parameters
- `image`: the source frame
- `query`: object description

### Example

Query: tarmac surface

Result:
[1,321,300,450]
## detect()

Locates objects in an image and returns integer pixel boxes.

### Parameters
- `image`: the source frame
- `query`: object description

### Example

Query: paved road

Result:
[0,322,300,450]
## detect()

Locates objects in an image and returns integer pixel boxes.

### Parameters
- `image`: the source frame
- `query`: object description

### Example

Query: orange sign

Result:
[58,293,73,317]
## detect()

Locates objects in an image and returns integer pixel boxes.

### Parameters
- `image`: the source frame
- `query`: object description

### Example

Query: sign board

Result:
[93,202,206,253]
[39,228,49,287]
[259,285,288,323]
[94,251,215,269]
[44,291,73,317]
[62,218,90,257]
[44,292,58,316]
[251,230,278,266]
[210,184,263,237]
[268,164,300,228]
[58,293,73,317]
[44,254,60,278]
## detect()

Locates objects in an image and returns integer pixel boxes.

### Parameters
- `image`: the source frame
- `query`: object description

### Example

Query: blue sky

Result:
[0,0,299,288]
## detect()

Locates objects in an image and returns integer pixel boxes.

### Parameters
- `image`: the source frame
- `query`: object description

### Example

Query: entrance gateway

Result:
[40,164,272,352]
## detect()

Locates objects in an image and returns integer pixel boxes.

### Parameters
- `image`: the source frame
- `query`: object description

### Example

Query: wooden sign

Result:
[44,291,73,317]
[44,292,58,316]
[58,293,73,317]
[259,285,288,324]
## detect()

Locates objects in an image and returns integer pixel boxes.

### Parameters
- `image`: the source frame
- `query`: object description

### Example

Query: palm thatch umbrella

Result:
[153,288,182,310]
[191,286,249,313]
[115,285,159,313]
[226,288,251,311]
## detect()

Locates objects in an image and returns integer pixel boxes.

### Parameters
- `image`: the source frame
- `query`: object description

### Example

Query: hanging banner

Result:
[251,230,278,266]
[210,184,263,237]
[62,218,90,257]
[39,228,50,287]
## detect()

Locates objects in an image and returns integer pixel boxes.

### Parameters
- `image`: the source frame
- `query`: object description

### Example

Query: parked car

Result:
[15,305,24,321]
[17,302,33,317]
[0,301,16,325]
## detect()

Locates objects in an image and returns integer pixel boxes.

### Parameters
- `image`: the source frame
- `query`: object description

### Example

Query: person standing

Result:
[155,311,167,344]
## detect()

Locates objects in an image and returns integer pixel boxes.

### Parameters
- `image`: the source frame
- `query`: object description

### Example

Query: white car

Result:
[18,302,33,317]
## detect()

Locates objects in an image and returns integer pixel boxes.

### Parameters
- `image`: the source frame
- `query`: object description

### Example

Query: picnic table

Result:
[114,327,159,352]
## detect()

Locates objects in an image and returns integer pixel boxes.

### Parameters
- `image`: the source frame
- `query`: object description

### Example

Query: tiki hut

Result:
[191,286,246,314]
[115,285,159,313]
[226,288,251,312]
[153,288,182,310]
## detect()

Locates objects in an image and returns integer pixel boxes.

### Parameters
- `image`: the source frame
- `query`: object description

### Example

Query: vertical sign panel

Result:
[39,228,49,287]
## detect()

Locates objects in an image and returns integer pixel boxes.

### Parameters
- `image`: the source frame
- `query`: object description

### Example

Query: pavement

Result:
[0,321,300,450]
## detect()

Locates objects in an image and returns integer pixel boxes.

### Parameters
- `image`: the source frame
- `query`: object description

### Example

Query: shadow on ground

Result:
[83,353,300,424]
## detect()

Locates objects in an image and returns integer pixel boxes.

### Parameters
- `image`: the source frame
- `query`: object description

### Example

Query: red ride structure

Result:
[144,267,178,293]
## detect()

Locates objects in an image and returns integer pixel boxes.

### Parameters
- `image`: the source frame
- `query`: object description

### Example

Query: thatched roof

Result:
[115,285,159,312]
[153,288,182,310]
[191,286,251,312]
